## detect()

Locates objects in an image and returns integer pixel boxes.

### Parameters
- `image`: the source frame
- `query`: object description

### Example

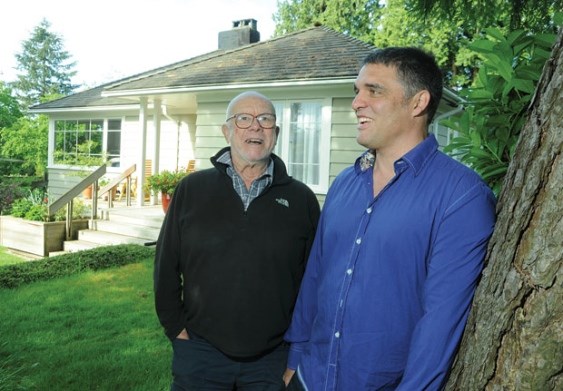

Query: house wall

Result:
[48,168,89,201]
[45,91,456,206]
[330,97,365,185]
[190,91,360,203]
[119,115,196,175]
[194,101,231,170]
[47,110,197,202]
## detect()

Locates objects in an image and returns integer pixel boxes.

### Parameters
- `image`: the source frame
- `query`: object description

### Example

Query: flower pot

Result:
[82,185,93,199]
[161,192,172,213]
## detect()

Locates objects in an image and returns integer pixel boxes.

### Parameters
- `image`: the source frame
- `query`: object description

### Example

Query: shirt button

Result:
[335,331,340,338]
[367,207,372,213]
[356,238,362,244]
[346,269,352,275]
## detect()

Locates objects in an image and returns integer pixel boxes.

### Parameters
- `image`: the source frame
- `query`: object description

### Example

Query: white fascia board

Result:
[28,104,143,115]
[101,79,356,98]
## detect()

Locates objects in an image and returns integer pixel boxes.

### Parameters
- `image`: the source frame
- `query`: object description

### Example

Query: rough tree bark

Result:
[446,29,563,390]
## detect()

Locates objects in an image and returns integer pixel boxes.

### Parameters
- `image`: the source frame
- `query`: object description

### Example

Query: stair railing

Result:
[98,164,137,208]
[48,164,106,241]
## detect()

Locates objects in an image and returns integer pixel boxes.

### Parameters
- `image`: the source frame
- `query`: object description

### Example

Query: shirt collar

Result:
[355,134,439,176]
[216,150,274,178]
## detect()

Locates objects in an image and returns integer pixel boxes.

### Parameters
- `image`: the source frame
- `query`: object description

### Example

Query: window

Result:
[274,100,329,193]
[54,119,121,167]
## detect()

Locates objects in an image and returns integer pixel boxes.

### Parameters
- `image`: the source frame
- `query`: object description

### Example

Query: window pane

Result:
[107,131,121,167]
[91,120,103,131]
[53,119,123,166]
[108,119,121,130]
[65,120,77,131]
[288,102,321,185]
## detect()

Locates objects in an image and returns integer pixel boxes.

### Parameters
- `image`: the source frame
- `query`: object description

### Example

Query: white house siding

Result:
[47,168,88,201]
[329,97,365,185]
[194,101,231,170]
[119,114,196,175]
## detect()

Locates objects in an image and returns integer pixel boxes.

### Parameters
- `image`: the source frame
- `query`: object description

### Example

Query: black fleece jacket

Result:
[154,148,320,358]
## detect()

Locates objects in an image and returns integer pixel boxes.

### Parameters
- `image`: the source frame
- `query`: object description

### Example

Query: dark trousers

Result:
[170,334,290,391]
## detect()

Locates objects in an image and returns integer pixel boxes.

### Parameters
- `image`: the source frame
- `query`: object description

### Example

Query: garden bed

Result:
[0,216,88,257]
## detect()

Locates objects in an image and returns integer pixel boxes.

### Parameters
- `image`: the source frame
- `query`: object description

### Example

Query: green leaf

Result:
[470,147,492,159]
[495,60,515,82]
[484,27,505,42]
[511,78,536,93]
[534,33,557,48]
[506,30,527,47]
[480,164,508,180]
[470,39,496,53]
[467,89,494,100]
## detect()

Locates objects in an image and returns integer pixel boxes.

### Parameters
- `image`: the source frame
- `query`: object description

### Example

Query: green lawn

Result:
[0,246,28,267]
[0,257,172,390]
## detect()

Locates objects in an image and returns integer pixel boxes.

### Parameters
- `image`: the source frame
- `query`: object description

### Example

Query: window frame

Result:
[52,118,122,168]
[273,98,331,194]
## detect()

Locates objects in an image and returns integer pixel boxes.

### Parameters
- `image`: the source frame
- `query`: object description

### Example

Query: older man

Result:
[154,91,320,390]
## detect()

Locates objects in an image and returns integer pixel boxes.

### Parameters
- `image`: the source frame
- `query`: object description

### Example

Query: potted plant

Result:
[145,170,188,213]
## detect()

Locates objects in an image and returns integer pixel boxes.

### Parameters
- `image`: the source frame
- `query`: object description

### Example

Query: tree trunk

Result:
[445,29,563,390]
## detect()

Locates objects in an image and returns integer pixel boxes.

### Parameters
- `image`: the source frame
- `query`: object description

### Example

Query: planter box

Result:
[0,216,89,257]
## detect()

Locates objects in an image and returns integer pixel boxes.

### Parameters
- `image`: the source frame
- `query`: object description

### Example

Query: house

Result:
[31,19,461,206]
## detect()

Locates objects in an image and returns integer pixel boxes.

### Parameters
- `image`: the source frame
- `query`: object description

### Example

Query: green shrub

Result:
[442,28,556,195]
[0,182,24,215]
[0,244,155,289]
[9,189,89,221]
[0,176,43,215]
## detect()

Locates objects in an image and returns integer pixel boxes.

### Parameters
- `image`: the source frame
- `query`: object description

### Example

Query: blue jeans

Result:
[170,333,288,391]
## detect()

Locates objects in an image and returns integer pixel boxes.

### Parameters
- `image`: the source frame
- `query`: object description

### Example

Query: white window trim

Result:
[274,98,331,194]
[50,117,123,169]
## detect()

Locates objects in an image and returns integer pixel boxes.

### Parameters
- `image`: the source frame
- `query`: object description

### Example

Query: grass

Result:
[0,246,28,267]
[0,256,172,390]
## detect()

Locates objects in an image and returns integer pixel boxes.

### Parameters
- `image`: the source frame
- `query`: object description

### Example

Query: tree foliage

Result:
[0,82,22,129]
[442,28,557,194]
[11,19,78,109]
[274,0,561,87]
[0,115,48,176]
[274,0,384,43]
[408,0,562,32]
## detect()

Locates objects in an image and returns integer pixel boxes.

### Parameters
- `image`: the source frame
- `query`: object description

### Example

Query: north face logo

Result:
[275,198,289,208]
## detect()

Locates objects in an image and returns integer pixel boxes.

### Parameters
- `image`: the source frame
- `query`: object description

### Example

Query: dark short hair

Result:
[362,47,443,123]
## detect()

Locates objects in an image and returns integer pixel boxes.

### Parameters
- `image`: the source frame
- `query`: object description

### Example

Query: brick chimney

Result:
[218,19,260,50]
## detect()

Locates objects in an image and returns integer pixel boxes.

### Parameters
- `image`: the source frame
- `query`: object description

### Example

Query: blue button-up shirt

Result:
[285,135,496,390]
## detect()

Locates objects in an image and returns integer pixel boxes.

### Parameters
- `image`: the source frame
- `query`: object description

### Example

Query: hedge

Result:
[0,244,155,289]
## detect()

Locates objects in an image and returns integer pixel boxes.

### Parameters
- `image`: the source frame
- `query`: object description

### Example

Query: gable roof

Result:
[104,27,376,92]
[31,27,376,111]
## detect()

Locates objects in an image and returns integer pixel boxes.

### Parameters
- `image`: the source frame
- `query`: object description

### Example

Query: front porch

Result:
[59,201,166,255]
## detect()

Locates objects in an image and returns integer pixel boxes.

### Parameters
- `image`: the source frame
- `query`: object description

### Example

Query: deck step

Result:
[58,206,164,256]
[89,220,161,240]
[63,239,105,253]
[78,229,152,246]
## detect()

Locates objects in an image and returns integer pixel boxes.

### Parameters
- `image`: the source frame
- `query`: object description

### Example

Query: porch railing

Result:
[48,165,106,241]
[47,163,138,241]
[98,164,137,208]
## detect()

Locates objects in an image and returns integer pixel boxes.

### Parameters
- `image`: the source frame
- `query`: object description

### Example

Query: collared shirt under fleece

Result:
[217,150,273,210]
[284,134,497,390]
[154,147,320,358]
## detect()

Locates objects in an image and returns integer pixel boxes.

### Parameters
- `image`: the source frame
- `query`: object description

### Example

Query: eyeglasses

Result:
[226,113,276,129]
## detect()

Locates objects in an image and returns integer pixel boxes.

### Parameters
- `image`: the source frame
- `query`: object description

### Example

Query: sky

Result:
[0,0,279,90]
